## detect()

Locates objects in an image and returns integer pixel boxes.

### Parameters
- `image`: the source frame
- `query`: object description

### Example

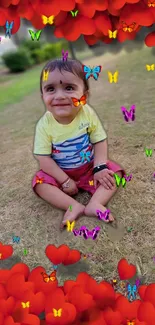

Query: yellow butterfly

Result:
[108,30,117,39]
[53,308,62,317]
[42,15,54,25]
[108,71,119,83]
[89,180,94,186]
[43,70,49,81]
[146,64,155,71]
[66,220,75,232]
[21,301,30,308]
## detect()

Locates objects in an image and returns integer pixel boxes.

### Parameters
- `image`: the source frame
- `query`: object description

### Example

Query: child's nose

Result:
[55,90,66,99]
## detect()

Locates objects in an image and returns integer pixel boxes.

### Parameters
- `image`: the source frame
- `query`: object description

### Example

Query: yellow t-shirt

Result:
[33,104,107,169]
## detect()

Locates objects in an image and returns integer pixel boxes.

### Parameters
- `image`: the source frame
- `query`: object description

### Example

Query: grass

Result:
[0,45,155,286]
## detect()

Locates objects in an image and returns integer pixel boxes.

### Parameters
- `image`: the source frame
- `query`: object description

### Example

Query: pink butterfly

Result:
[121,105,135,122]
[62,49,68,61]
[124,174,132,182]
[96,209,110,221]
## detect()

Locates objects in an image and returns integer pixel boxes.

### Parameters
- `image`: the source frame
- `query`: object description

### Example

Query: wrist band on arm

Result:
[60,177,70,188]
[93,164,108,175]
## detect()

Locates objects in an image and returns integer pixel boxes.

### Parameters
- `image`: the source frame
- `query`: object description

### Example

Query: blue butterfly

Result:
[82,65,102,80]
[12,236,20,244]
[5,21,14,38]
[127,284,137,300]
[52,264,58,270]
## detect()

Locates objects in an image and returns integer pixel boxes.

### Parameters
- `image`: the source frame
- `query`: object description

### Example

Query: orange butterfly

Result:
[126,320,136,325]
[36,176,44,184]
[41,271,56,282]
[121,21,136,32]
[71,95,87,107]
[148,0,155,6]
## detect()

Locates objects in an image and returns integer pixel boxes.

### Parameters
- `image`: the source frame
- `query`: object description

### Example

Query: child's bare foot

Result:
[84,202,114,223]
[60,202,85,229]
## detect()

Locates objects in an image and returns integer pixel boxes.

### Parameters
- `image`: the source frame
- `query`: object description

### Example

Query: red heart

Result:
[117,258,136,280]
[0,297,15,316]
[10,263,30,280]
[4,314,40,325]
[143,284,155,307]
[0,284,8,299]
[16,290,45,315]
[138,285,147,301]
[6,274,34,299]
[137,301,155,325]
[45,244,70,265]
[0,270,10,285]
[115,296,141,319]
[93,281,115,309]
[0,242,13,260]
[68,286,95,312]
[103,307,123,325]
[62,249,81,265]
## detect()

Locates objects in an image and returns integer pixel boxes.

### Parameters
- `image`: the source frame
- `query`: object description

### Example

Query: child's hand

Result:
[94,169,115,190]
[62,178,79,196]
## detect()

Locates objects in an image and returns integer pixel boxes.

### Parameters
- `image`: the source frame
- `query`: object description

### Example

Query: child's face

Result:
[42,68,87,123]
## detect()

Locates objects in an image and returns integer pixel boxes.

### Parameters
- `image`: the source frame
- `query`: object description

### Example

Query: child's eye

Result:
[66,85,74,91]
[47,86,54,92]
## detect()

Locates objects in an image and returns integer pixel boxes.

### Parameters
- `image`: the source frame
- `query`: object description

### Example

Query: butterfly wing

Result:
[121,106,129,122]
[114,173,121,187]
[82,65,92,79]
[58,308,62,316]
[108,71,113,83]
[114,71,119,83]
[53,308,57,316]
[79,95,87,106]
[92,66,102,80]
[42,15,47,24]
[146,64,150,71]
[121,177,126,187]
[66,220,71,231]
[36,30,42,40]
[10,21,14,29]
[129,105,135,121]
[49,15,54,24]
[41,272,49,282]
[75,10,79,16]
[92,227,100,240]
[113,30,117,38]
[151,64,155,70]
[28,30,35,41]
[108,30,112,38]
[71,97,80,107]
[49,271,56,281]
[71,221,75,231]
[127,283,132,292]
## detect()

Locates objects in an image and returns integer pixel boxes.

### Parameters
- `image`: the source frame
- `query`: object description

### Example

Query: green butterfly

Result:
[114,173,126,188]
[70,10,79,17]
[145,148,152,157]
[28,29,42,41]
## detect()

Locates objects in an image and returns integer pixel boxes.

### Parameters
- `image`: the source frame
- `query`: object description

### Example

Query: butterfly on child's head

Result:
[42,70,49,82]
[71,95,87,107]
[82,65,102,80]
[41,270,57,282]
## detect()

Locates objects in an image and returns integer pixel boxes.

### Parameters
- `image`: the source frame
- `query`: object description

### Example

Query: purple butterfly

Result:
[73,229,83,236]
[62,49,68,61]
[135,278,141,287]
[121,105,135,122]
[82,226,100,240]
[96,209,110,221]
[124,174,132,182]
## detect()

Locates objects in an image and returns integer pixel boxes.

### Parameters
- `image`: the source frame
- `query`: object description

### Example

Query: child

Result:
[32,57,124,228]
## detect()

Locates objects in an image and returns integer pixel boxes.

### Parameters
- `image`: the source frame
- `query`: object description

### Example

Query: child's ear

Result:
[85,90,89,98]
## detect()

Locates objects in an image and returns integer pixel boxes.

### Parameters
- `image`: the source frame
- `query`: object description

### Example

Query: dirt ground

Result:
[0,46,155,286]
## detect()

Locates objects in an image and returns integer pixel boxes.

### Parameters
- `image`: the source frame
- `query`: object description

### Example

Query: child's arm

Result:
[93,140,108,167]
[34,155,69,184]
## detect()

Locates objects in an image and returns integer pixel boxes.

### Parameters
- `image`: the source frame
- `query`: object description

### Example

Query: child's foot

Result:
[60,202,85,229]
[84,202,114,223]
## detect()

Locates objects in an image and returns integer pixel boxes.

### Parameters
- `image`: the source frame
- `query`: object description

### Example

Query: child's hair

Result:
[40,58,89,94]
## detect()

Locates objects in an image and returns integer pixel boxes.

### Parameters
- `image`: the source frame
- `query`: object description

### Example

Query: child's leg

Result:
[35,183,85,227]
[84,171,122,222]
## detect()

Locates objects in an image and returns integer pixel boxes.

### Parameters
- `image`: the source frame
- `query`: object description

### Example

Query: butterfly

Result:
[124,174,132,182]
[71,94,87,107]
[89,180,94,186]
[126,320,136,325]
[120,281,126,289]
[53,308,62,317]
[82,65,102,80]
[42,70,49,82]
[145,148,152,157]
[121,105,136,122]
[36,176,44,184]
[80,151,91,163]
[62,49,68,61]
[146,64,155,71]
[108,30,117,38]
[66,220,75,232]
[111,278,117,287]
[23,249,28,256]
[81,253,92,259]
[28,29,42,41]
[96,209,111,221]
[41,271,57,282]
[82,226,100,240]
[108,71,119,83]
[5,21,14,38]
[73,229,83,236]
[121,21,136,32]
[135,278,141,287]
[127,227,133,233]
[127,283,137,300]
[42,15,54,25]
[148,0,155,6]
[12,236,20,243]
[70,10,79,17]
[114,174,126,188]
[69,205,72,211]
[21,301,30,308]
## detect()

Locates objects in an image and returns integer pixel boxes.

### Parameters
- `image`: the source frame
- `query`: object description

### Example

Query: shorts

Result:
[32,160,125,195]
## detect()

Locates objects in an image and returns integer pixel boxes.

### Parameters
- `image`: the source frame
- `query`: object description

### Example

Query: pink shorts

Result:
[32,160,125,195]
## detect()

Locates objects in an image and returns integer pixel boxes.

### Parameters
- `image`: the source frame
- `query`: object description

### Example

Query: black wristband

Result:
[93,164,108,175]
